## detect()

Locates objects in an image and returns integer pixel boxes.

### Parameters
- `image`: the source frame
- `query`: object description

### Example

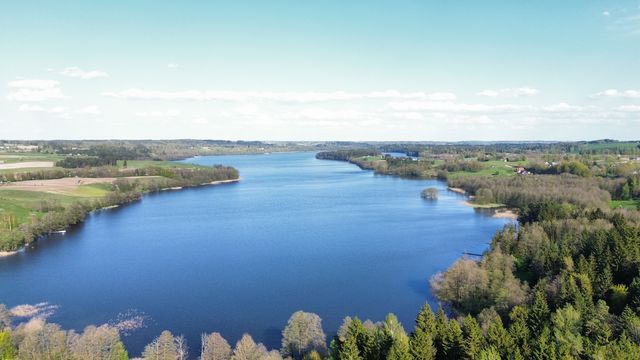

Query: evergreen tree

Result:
[531,327,556,360]
[410,304,436,360]
[528,287,550,337]
[439,320,463,360]
[433,307,448,360]
[414,303,437,336]
[340,334,363,360]
[484,317,516,360]
[461,316,482,360]
[478,347,501,360]
[582,300,612,346]
[383,314,410,360]
[508,306,530,359]
[552,305,583,358]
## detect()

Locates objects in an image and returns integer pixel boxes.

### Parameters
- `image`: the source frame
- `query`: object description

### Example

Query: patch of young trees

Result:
[447,174,612,209]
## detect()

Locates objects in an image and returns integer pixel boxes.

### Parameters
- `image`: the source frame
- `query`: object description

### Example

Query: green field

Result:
[0,186,109,224]
[612,199,640,210]
[116,159,203,169]
[446,160,526,178]
[0,152,63,163]
[583,142,640,151]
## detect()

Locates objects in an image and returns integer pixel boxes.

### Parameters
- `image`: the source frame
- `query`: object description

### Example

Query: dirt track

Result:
[0,177,116,192]
[0,161,54,170]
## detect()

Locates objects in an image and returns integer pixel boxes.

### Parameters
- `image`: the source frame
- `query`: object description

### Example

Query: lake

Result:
[0,152,510,357]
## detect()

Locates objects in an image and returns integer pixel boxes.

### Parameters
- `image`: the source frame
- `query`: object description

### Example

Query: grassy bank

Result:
[0,160,239,252]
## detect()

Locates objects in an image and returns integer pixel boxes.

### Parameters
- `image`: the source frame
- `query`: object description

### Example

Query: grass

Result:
[0,152,63,163]
[466,202,506,208]
[0,166,64,174]
[447,160,525,178]
[611,199,640,210]
[65,184,113,197]
[0,189,105,223]
[117,159,202,169]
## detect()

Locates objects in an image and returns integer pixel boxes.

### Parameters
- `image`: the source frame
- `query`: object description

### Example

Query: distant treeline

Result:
[315,150,381,162]
[1,164,238,184]
[4,140,339,161]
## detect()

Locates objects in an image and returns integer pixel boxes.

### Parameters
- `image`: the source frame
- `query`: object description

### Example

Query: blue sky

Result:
[1,0,639,140]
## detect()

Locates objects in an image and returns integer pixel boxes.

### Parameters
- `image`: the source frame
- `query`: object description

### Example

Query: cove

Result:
[0,152,510,356]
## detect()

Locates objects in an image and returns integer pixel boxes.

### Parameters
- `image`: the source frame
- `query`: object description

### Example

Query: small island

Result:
[421,187,438,200]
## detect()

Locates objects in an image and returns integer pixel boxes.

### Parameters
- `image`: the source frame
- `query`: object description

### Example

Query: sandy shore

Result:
[0,250,18,257]
[462,201,518,219]
[492,210,519,219]
[448,187,466,194]
[208,179,240,185]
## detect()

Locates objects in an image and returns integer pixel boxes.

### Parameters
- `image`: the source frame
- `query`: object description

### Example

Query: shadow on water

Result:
[20,221,87,257]
[262,327,282,349]
[407,278,430,298]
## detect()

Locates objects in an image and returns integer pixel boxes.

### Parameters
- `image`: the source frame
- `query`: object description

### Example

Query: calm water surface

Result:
[0,152,509,356]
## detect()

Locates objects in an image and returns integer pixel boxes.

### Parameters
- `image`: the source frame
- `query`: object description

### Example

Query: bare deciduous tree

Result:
[201,332,232,360]
[281,311,326,360]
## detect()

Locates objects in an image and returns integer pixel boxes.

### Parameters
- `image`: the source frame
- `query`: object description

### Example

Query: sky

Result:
[1,0,639,141]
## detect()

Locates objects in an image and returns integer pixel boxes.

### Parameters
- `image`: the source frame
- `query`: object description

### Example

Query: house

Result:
[515,166,530,175]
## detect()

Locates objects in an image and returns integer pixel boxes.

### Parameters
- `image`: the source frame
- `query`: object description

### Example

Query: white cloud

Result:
[102,89,457,102]
[603,11,610,16]
[477,87,539,98]
[192,117,209,125]
[7,79,66,102]
[540,102,592,112]
[606,12,640,35]
[18,104,100,117]
[387,101,534,112]
[592,89,640,98]
[618,105,640,112]
[59,66,108,79]
[134,109,181,117]
[167,63,182,69]
[74,106,101,115]
[9,79,59,89]
[18,104,66,113]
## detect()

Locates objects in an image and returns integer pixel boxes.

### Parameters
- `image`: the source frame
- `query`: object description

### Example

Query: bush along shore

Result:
[0,165,239,253]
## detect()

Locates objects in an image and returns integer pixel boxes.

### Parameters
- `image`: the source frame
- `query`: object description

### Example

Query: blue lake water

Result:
[0,152,509,357]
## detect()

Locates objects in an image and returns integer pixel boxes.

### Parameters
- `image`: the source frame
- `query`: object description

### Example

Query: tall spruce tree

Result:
[410,303,436,360]
[461,316,483,360]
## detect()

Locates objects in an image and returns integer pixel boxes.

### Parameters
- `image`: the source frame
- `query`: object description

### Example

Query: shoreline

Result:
[447,187,466,195]
[0,177,240,256]
[317,156,520,222]
[462,200,518,219]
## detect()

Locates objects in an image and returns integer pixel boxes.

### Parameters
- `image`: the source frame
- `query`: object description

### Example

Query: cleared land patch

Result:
[0,161,54,170]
